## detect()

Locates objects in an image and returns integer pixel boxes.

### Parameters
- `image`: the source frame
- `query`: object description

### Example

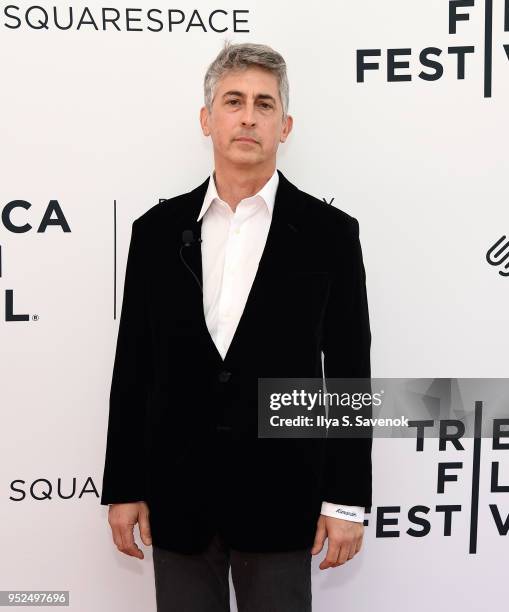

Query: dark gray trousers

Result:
[153,531,312,611]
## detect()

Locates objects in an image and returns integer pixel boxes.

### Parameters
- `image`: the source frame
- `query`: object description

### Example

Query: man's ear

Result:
[200,106,210,136]
[280,114,293,143]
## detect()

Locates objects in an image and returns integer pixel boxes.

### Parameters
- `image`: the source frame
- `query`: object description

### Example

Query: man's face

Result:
[200,66,293,169]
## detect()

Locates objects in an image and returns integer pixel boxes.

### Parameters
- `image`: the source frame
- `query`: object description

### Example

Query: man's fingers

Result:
[319,540,340,570]
[111,525,122,549]
[316,518,365,569]
[332,537,362,567]
[108,502,149,559]
[110,518,144,559]
[329,542,354,567]
[311,519,326,555]
[338,541,351,565]
[119,523,144,559]
[355,531,364,554]
[138,508,152,546]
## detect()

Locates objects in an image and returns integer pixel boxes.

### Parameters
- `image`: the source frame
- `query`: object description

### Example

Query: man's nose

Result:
[241,104,256,126]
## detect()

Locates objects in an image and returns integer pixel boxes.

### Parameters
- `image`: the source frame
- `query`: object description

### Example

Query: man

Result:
[101,41,372,611]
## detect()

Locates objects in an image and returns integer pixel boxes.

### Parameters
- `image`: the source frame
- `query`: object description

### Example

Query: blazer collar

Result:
[196,166,279,221]
[181,168,306,231]
[175,168,308,366]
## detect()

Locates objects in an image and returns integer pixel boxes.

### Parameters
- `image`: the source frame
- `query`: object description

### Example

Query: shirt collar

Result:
[196,167,279,222]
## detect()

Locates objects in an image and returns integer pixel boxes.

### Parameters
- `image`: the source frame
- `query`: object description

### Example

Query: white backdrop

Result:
[1,0,508,610]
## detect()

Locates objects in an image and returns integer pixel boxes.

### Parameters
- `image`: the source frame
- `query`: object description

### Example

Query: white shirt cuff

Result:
[320,501,365,523]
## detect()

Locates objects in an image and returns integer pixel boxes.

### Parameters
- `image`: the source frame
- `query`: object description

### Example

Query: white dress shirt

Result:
[197,167,365,524]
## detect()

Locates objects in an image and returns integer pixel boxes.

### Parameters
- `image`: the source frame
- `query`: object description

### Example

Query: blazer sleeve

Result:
[100,218,152,505]
[320,215,373,508]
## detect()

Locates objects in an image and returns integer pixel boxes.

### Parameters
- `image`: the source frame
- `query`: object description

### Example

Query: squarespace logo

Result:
[2,5,250,33]
[0,200,70,322]
[9,477,98,501]
[486,234,509,276]
[357,0,509,97]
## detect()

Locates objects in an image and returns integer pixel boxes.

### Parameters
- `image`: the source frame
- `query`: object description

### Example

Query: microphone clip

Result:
[179,229,203,292]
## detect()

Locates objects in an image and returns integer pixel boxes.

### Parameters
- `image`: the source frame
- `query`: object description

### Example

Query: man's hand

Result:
[107,501,152,559]
[311,514,364,570]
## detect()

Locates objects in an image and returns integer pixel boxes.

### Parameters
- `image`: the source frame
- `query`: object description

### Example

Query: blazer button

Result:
[218,370,232,383]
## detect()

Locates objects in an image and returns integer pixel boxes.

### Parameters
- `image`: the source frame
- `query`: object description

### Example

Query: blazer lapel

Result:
[175,169,308,366]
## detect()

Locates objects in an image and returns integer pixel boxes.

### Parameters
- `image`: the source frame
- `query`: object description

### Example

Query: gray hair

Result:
[203,41,289,120]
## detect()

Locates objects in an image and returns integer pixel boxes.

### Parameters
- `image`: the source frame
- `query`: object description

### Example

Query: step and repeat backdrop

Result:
[1,0,508,610]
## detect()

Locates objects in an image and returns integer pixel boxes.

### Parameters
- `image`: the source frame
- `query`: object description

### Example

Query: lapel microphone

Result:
[179,229,203,293]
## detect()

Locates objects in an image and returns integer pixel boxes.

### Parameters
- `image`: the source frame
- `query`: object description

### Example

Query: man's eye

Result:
[226,100,272,108]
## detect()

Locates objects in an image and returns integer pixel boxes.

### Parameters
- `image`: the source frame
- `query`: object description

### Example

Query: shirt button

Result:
[218,370,232,383]
[216,425,232,433]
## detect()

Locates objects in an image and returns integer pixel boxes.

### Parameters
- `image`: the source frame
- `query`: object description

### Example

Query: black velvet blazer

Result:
[100,169,372,554]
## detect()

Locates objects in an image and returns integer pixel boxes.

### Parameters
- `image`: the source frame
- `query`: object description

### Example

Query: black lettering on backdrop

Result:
[2,6,251,33]
[357,0,507,97]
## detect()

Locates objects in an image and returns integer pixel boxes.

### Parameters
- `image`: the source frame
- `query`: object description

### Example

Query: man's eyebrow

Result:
[222,90,277,103]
